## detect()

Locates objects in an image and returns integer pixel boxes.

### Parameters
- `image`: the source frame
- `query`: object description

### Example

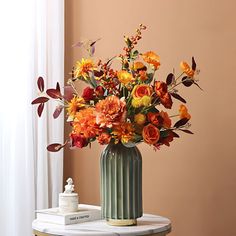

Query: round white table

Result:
[32,214,171,236]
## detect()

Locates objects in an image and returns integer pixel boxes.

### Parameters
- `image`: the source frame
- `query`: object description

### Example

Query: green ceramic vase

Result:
[100,142,143,226]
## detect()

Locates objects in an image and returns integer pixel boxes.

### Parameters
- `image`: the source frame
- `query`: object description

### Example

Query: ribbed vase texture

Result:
[100,142,143,220]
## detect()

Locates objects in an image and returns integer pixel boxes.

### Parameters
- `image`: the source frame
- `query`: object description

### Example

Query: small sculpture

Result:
[64,178,75,194]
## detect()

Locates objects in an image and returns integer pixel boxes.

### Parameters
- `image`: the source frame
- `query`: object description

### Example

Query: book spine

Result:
[65,212,101,225]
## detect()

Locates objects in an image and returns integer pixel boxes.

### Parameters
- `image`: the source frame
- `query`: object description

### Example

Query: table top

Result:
[32,213,171,236]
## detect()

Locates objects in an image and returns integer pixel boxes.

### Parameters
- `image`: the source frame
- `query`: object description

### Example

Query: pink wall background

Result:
[64,1,236,235]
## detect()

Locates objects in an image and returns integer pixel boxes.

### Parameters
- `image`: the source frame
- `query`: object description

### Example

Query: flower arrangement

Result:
[32,24,201,152]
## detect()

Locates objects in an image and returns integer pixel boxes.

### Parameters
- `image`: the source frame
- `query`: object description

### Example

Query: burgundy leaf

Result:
[72,41,84,47]
[192,57,196,71]
[182,76,194,87]
[31,97,49,104]
[47,143,63,152]
[37,77,44,92]
[56,82,61,94]
[194,82,203,91]
[46,89,61,99]
[90,45,95,55]
[37,103,44,117]
[170,131,180,138]
[174,118,189,128]
[170,93,186,103]
[94,70,104,77]
[63,85,74,101]
[90,38,101,47]
[180,129,194,134]
[53,105,64,119]
[166,73,175,85]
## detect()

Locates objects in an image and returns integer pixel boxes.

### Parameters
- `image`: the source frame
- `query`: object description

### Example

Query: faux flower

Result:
[134,113,146,125]
[154,81,168,97]
[147,112,161,126]
[132,84,153,99]
[154,81,173,109]
[160,92,173,109]
[72,108,99,139]
[82,86,94,101]
[74,58,96,78]
[180,61,195,77]
[117,70,134,85]
[179,104,191,119]
[142,51,160,69]
[70,133,88,148]
[133,61,147,71]
[142,123,160,144]
[95,85,104,97]
[67,96,85,120]
[159,111,172,128]
[138,70,148,81]
[97,132,111,145]
[112,122,135,144]
[96,95,126,128]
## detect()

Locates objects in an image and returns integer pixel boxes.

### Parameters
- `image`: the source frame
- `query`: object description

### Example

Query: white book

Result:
[36,204,101,225]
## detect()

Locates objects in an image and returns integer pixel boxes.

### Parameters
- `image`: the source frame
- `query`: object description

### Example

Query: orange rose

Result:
[180,61,195,77]
[142,51,160,69]
[132,84,153,98]
[142,124,160,145]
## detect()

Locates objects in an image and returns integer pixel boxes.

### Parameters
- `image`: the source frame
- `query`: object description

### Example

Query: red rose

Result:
[95,86,104,97]
[82,87,94,101]
[70,133,88,148]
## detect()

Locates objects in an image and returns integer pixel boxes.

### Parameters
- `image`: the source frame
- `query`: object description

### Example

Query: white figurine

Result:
[64,178,75,193]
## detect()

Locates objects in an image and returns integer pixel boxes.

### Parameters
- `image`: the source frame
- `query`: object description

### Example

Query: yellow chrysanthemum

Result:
[74,58,96,78]
[117,70,134,85]
[112,122,135,144]
[67,96,85,120]
[141,96,151,107]
[132,98,142,108]
[142,51,160,70]
[134,113,146,125]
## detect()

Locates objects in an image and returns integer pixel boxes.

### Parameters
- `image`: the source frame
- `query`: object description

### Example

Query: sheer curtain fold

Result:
[0,0,64,235]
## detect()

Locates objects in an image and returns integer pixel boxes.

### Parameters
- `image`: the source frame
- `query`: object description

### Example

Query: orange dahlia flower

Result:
[142,51,160,69]
[112,122,135,144]
[72,107,99,139]
[95,95,126,128]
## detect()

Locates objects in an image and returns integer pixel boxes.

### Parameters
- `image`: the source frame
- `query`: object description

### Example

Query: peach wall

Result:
[64,1,236,235]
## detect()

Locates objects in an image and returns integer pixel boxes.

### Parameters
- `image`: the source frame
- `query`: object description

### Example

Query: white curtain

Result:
[0,0,64,236]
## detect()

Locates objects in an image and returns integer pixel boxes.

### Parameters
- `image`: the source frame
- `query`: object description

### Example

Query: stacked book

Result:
[36,204,101,225]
